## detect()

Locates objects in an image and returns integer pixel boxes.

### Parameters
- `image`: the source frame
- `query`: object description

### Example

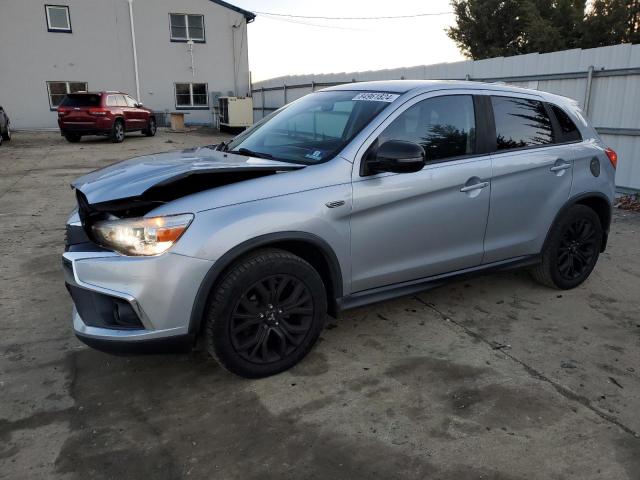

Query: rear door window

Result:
[491,96,554,150]
[550,104,582,143]
[378,95,476,163]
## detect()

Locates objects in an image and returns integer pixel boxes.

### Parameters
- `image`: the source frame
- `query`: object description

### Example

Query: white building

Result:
[0,0,255,129]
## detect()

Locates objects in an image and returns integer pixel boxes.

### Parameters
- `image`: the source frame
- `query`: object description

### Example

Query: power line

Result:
[258,14,369,31]
[253,11,454,21]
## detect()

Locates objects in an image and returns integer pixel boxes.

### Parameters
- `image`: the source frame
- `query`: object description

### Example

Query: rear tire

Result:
[205,248,327,378]
[64,133,81,143]
[531,205,602,289]
[143,117,157,137]
[1,125,10,141]
[111,119,125,143]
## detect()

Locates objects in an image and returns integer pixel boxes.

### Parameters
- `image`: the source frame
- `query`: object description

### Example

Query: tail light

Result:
[57,107,68,117]
[605,147,618,169]
[88,108,109,116]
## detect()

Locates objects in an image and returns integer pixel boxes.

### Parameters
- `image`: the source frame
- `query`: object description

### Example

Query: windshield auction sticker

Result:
[352,92,400,102]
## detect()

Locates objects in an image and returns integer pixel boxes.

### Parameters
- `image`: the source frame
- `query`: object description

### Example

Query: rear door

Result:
[483,94,573,263]
[350,92,492,292]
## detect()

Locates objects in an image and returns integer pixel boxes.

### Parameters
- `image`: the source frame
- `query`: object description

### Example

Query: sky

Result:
[231,0,466,82]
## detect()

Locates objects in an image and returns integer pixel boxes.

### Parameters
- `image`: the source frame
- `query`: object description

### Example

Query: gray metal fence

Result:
[251,44,640,191]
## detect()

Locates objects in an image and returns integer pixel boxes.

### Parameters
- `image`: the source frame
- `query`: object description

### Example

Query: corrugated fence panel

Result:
[601,134,640,190]
[252,44,640,190]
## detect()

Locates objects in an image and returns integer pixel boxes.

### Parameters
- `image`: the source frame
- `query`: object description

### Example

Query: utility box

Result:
[218,96,253,129]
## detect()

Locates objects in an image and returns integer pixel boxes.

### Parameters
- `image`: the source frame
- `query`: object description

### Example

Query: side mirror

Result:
[365,140,425,175]
[135,102,143,108]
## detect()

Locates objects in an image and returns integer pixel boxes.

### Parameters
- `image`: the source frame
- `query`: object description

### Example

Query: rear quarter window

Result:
[550,104,582,143]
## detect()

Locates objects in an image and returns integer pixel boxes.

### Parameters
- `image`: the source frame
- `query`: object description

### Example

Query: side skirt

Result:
[337,255,541,312]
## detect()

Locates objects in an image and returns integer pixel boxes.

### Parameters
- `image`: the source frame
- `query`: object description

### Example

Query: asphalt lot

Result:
[1,129,640,480]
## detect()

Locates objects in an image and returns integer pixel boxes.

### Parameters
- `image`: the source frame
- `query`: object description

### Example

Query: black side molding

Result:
[337,255,540,312]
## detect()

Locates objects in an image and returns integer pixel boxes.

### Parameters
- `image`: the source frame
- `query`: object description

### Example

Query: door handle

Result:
[550,159,572,172]
[460,181,489,193]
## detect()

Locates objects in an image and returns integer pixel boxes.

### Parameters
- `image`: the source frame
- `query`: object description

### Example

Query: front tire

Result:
[143,117,157,137]
[531,205,602,289]
[111,120,125,143]
[205,249,327,378]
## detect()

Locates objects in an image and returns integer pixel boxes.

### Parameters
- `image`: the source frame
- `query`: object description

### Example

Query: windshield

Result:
[226,91,396,164]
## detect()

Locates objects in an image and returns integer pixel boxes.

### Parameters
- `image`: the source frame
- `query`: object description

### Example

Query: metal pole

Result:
[126,0,141,101]
[583,65,594,116]
[231,24,239,96]
[311,81,315,92]
[261,87,265,118]
[283,84,287,105]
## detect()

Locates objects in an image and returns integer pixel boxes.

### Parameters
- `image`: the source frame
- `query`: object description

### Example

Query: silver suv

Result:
[63,81,616,377]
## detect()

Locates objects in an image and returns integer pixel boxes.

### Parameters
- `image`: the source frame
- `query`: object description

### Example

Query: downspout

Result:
[231,22,240,96]
[127,0,141,101]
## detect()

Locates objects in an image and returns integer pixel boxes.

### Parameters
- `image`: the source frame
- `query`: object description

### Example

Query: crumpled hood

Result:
[72,146,304,204]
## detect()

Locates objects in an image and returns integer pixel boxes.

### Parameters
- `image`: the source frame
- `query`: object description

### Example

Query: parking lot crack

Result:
[0,169,32,200]
[413,295,640,439]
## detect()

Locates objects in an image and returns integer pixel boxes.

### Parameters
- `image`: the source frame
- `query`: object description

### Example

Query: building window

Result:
[169,14,205,42]
[45,5,71,33]
[175,83,208,109]
[47,81,87,109]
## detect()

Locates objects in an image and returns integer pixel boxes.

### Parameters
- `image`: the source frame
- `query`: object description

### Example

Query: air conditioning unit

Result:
[218,96,253,129]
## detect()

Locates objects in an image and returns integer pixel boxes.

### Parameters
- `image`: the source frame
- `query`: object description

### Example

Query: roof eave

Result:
[208,0,256,22]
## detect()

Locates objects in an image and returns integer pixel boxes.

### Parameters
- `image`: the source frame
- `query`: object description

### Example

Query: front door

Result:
[124,95,146,130]
[350,93,492,293]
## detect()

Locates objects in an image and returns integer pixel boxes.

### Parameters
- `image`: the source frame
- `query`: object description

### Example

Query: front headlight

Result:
[92,214,194,256]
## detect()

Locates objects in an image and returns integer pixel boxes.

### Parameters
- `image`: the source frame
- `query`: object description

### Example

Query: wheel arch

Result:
[544,192,612,253]
[188,232,344,337]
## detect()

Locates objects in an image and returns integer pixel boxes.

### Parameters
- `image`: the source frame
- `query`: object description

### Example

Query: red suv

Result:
[57,91,156,143]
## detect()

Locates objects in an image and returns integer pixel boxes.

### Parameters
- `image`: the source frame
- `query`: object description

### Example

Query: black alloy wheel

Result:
[531,204,602,289]
[205,248,327,378]
[556,217,598,281]
[230,274,314,364]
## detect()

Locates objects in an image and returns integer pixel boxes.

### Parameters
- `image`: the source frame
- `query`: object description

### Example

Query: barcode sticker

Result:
[352,92,400,103]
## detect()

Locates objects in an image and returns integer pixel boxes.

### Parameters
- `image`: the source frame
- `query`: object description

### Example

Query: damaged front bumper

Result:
[63,241,213,354]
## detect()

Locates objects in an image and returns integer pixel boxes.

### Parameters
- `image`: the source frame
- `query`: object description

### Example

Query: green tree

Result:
[447,0,531,59]
[447,0,638,60]
[582,0,640,47]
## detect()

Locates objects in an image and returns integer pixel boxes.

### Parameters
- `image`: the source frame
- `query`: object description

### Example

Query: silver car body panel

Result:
[72,147,304,204]
[64,80,616,344]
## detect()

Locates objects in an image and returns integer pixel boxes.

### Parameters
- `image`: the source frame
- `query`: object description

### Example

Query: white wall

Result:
[0,0,252,129]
